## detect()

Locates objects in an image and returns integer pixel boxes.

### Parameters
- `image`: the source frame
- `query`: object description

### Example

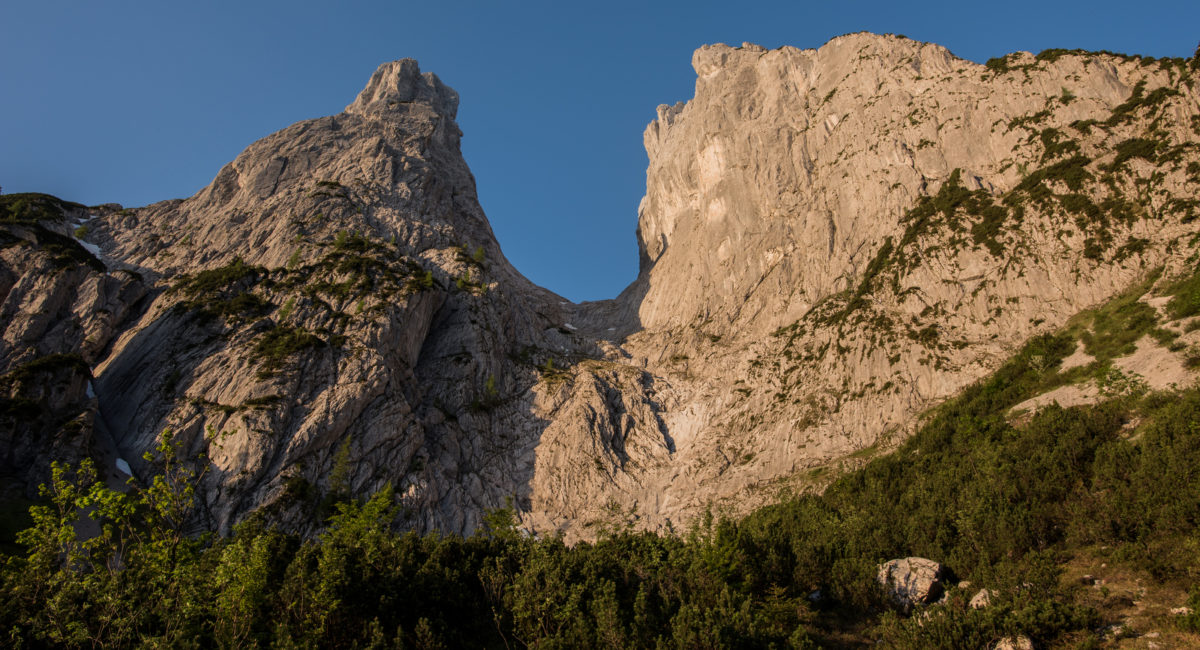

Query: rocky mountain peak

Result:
[629,32,1138,336]
[5,34,1200,545]
[345,58,459,119]
[90,56,488,279]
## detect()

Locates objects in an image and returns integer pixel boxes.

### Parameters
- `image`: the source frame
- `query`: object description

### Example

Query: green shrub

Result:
[1180,586,1200,631]
[332,230,371,252]
[251,325,326,376]
[0,193,85,225]
[170,258,274,321]
[171,258,264,296]
[1164,266,1200,319]
[1015,155,1093,193]
[1111,138,1159,168]
[1039,128,1080,161]
[0,354,90,398]
[985,55,1012,74]
[1106,81,1181,125]
[5,275,1200,648]
[0,222,106,273]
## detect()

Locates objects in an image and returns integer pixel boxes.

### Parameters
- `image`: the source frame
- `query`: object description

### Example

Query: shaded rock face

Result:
[10,34,1200,540]
[0,195,148,492]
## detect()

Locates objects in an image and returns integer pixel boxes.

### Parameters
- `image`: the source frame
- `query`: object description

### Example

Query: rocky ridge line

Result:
[3,33,1199,540]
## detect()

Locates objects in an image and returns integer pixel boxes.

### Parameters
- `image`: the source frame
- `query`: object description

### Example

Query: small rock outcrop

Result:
[970,588,996,609]
[993,635,1035,650]
[877,557,948,611]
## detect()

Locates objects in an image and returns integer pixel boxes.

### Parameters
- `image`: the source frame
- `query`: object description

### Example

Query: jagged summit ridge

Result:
[93,56,495,280]
[346,59,460,119]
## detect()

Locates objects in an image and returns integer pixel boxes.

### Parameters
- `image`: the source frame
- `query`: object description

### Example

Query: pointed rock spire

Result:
[345,59,459,118]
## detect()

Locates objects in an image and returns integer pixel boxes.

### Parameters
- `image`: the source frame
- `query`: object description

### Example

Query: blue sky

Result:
[2,1,1197,302]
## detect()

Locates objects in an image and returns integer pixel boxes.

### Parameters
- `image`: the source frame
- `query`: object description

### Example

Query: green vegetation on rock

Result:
[251,325,326,377]
[4,277,1199,647]
[170,257,273,321]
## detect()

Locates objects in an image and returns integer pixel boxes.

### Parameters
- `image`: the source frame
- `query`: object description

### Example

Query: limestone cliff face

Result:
[81,59,655,536]
[558,34,1200,534]
[8,35,1200,540]
[631,36,1147,335]
[0,195,147,493]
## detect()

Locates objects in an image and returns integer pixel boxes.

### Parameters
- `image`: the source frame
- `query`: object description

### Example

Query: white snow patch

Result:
[559,301,569,305]
[115,458,132,476]
[71,215,106,264]
[77,239,104,261]
[562,323,577,331]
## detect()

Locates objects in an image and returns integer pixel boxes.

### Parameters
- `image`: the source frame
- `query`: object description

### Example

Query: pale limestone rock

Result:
[17,33,1200,540]
[970,588,995,609]
[877,557,947,611]
[88,58,587,535]
[993,636,1034,650]
[566,33,1200,534]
